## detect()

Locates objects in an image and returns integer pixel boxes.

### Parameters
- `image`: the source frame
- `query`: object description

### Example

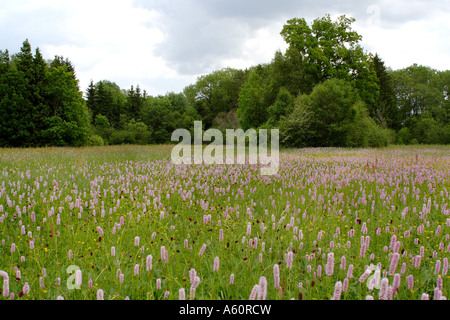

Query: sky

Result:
[1,0,450,96]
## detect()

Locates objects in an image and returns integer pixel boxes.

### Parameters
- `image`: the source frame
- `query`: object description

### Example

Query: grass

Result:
[0,144,449,300]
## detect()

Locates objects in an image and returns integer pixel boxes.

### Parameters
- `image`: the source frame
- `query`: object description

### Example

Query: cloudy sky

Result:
[1,0,449,96]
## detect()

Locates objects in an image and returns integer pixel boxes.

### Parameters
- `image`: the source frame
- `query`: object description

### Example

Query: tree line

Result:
[0,14,448,148]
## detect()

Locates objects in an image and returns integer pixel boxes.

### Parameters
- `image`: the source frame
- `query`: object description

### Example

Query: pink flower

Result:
[325,252,334,276]
[135,236,140,247]
[359,268,372,283]
[75,269,82,287]
[347,264,354,278]
[435,260,441,275]
[249,285,260,300]
[340,256,346,270]
[393,273,401,293]
[189,269,197,283]
[379,278,389,300]
[199,243,207,255]
[160,246,166,260]
[343,278,349,292]
[230,274,235,285]
[146,255,153,271]
[190,276,201,299]
[389,253,400,275]
[213,256,220,272]
[23,282,30,295]
[443,258,448,276]
[97,289,104,300]
[0,270,9,298]
[258,276,268,300]
[191,276,200,289]
[273,264,280,289]
[332,281,342,300]
[179,288,186,300]
[156,278,161,290]
[407,275,414,291]
[360,243,366,258]
[286,251,293,270]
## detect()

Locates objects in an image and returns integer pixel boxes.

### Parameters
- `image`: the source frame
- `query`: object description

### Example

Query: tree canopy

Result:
[0,15,448,148]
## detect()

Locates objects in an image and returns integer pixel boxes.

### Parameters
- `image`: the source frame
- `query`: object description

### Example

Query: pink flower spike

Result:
[75,270,82,287]
[258,276,268,300]
[146,255,153,271]
[213,256,219,272]
[179,288,186,300]
[273,264,280,289]
[134,236,140,247]
[97,289,104,300]
[249,285,260,300]
[199,243,207,256]
[332,281,342,300]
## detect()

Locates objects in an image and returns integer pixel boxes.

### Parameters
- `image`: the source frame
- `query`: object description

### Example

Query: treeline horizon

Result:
[0,14,449,148]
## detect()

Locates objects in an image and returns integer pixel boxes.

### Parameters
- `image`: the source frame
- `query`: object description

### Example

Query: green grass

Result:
[0,145,449,300]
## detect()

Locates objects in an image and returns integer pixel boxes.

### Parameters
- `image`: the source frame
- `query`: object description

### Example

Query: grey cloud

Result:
[133,0,388,75]
[0,5,71,52]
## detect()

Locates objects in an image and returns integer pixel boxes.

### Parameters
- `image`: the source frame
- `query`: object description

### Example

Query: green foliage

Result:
[94,114,112,141]
[267,87,295,126]
[305,78,359,147]
[348,103,393,148]
[278,95,313,148]
[237,71,269,130]
[212,109,240,132]
[0,69,36,146]
[372,54,398,129]
[396,127,412,145]
[0,40,89,147]
[86,134,105,146]
[88,80,126,128]
[184,68,246,127]
[410,113,445,145]
[2,15,449,149]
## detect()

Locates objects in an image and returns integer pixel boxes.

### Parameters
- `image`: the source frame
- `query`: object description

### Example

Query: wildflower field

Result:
[0,145,449,300]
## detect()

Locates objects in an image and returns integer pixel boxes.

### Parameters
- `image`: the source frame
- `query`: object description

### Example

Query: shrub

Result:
[86,134,104,146]
[397,127,411,145]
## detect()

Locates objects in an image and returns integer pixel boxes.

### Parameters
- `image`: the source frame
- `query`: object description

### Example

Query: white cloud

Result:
[36,0,176,95]
[1,0,449,95]
[355,8,450,71]
[221,21,289,70]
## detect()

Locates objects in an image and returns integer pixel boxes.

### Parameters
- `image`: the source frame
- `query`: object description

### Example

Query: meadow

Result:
[0,145,449,300]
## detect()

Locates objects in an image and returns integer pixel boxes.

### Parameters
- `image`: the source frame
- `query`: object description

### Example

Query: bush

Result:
[86,134,104,146]
[348,103,391,148]
[442,124,450,144]
[412,116,442,144]
[396,127,411,145]
[109,130,136,145]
